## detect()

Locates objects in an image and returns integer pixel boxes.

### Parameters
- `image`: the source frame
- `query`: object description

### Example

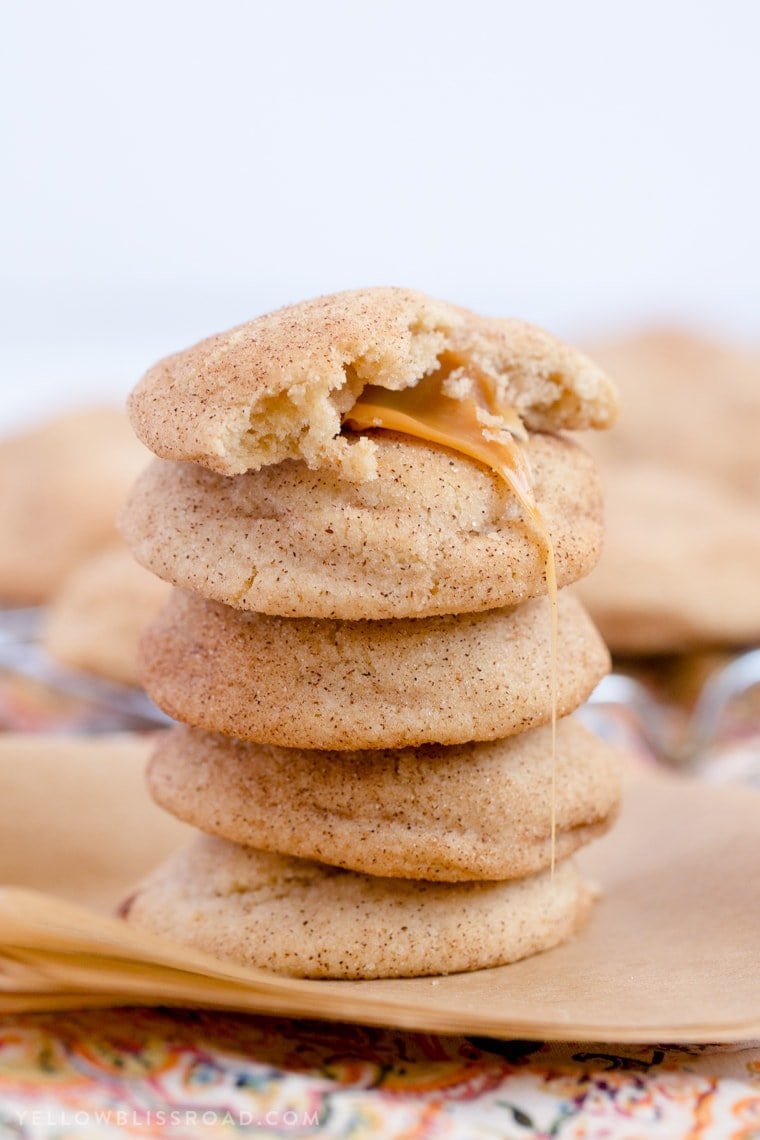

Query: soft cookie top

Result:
[129,287,618,479]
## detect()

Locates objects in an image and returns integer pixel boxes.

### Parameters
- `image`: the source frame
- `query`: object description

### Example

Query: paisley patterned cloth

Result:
[0,1008,758,1139]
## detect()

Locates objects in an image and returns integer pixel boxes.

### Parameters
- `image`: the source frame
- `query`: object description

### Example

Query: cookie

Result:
[140,589,609,749]
[129,287,617,480]
[574,328,760,654]
[122,835,592,978]
[583,328,760,496]
[121,432,603,619]
[42,545,170,686]
[147,720,621,881]
[575,462,760,653]
[0,408,150,604]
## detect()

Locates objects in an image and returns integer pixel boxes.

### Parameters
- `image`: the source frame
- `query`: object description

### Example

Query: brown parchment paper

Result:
[0,733,758,1042]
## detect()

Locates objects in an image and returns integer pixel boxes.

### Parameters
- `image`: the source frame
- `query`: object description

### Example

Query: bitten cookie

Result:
[121,432,603,619]
[140,589,610,749]
[121,835,592,979]
[129,286,617,480]
[147,720,622,881]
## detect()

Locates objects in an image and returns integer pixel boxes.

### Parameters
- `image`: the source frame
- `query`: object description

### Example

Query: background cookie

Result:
[140,589,610,749]
[147,720,622,881]
[129,286,617,480]
[122,835,591,979]
[122,433,603,619]
[583,329,760,496]
[576,329,760,653]
[575,463,760,652]
[0,408,149,604]
[43,545,170,686]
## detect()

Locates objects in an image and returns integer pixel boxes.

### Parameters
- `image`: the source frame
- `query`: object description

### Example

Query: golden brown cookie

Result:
[574,328,760,653]
[42,545,170,686]
[140,589,610,749]
[129,287,617,479]
[122,835,592,978]
[575,462,760,653]
[147,720,621,881]
[0,408,150,604]
[121,432,603,619]
[583,328,760,496]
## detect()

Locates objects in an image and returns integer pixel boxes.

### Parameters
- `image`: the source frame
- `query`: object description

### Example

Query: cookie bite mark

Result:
[128,287,617,479]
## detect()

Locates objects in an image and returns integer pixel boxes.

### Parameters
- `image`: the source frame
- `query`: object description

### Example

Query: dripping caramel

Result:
[345,369,560,871]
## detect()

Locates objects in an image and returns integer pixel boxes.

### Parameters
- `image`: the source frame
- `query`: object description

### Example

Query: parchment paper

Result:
[0,733,758,1041]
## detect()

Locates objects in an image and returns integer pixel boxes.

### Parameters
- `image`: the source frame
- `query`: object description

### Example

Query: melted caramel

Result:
[345,368,560,871]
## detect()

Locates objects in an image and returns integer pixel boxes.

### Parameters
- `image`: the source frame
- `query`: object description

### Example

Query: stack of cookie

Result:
[120,288,622,980]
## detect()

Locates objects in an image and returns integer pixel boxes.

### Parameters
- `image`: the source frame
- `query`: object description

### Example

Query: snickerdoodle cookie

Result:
[575,463,760,652]
[43,545,170,686]
[121,432,603,619]
[147,720,621,881]
[0,408,149,603]
[129,286,617,480]
[583,328,760,496]
[140,589,609,749]
[575,328,760,653]
[122,835,591,978]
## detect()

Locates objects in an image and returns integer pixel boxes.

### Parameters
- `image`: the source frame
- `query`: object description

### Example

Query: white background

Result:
[1,0,758,429]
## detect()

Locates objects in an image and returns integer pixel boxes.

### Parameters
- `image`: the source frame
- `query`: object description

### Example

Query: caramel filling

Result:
[345,368,560,870]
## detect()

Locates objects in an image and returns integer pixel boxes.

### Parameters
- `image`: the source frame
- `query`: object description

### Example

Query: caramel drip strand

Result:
[345,370,559,875]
